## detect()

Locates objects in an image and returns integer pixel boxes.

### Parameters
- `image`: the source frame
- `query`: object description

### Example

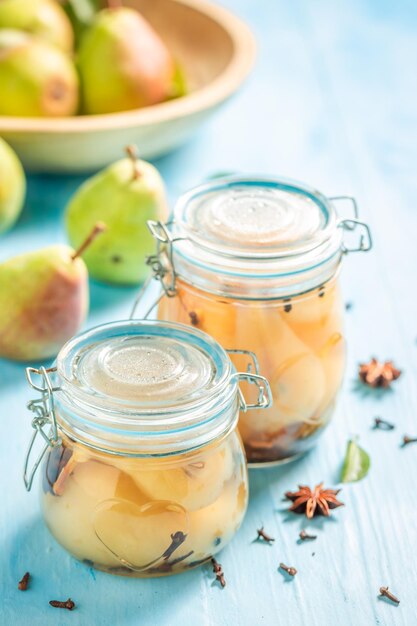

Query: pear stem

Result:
[125,144,141,180]
[71,222,107,261]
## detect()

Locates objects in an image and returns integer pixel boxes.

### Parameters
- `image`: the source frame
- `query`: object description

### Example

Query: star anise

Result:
[359,358,401,388]
[285,483,344,518]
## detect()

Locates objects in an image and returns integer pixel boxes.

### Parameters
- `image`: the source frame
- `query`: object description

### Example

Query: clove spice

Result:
[18,572,30,591]
[211,557,226,588]
[189,311,199,326]
[374,417,395,430]
[256,527,275,543]
[49,598,75,610]
[299,529,317,541]
[402,435,417,447]
[279,563,297,577]
[379,586,400,605]
[162,531,187,560]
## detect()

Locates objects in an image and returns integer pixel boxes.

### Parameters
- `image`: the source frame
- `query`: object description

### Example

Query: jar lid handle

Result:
[130,220,186,320]
[23,367,60,491]
[228,349,273,412]
[330,196,373,254]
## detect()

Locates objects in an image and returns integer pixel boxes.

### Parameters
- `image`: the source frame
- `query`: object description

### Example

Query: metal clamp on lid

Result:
[23,366,61,492]
[330,196,373,254]
[227,349,273,412]
[146,221,178,298]
[130,220,183,320]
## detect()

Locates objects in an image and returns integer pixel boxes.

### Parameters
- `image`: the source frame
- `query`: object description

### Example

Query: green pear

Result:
[65,146,168,285]
[0,0,74,52]
[0,137,26,234]
[0,30,79,117]
[0,27,27,50]
[0,224,105,361]
[77,7,175,114]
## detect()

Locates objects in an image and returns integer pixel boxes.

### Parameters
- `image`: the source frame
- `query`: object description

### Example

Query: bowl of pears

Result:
[0,0,255,172]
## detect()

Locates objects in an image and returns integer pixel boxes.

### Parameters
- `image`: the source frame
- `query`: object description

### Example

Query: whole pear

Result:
[77,7,175,114]
[65,147,168,285]
[0,224,104,361]
[0,30,79,117]
[0,137,26,234]
[0,0,74,52]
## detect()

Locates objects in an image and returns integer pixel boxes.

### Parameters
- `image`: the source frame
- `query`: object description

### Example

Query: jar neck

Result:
[169,175,344,299]
[172,248,343,300]
[54,379,240,457]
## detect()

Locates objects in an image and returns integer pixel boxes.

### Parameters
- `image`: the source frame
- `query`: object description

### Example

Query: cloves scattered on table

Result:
[18,572,30,591]
[379,586,400,605]
[49,598,75,610]
[211,557,226,588]
[359,358,401,388]
[279,563,297,577]
[374,417,395,430]
[299,529,317,541]
[256,527,275,543]
[402,435,417,447]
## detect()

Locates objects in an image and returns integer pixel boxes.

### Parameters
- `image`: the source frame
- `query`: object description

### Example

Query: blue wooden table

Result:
[1,1,417,624]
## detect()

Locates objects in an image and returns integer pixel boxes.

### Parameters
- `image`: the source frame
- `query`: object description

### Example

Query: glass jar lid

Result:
[176,178,337,258]
[58,320,230,410]
[23,321,272,489]
[170,177,344,298]
[53,320,238,455]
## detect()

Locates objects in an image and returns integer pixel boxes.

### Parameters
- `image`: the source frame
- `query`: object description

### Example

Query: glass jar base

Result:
[243,417,332,467]
[247,449,309,469]
[81,556,212,578]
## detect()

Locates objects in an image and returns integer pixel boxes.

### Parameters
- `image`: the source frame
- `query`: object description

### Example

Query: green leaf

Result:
[340,439,371,483]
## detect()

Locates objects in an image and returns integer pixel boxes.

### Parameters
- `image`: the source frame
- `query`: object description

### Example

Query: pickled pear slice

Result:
[173,477,248,563]
[284,283,344,352]
[125,441,234,511]
[71,459,148,503]
[270,350,326,425]
[42,459,149,566]
[93,500,189,572]
[315,331,346,415]
[235,303,326,428]
[159,282,238,348]
[283,283,338,325]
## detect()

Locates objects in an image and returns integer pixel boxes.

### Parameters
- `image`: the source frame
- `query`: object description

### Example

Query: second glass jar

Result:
[144,177,372,465]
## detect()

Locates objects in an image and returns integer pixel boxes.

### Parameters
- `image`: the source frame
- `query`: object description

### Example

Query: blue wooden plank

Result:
[1,0,417,624]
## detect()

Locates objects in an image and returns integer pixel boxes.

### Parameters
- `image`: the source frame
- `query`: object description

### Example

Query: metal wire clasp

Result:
[330,196,373,253]
[228,349,273,412]
[130,221,186,319]
[23,366,61,491]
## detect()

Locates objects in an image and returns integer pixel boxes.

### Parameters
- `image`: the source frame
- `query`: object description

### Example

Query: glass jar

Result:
[23,320,271,577]
[137,177,372,466]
